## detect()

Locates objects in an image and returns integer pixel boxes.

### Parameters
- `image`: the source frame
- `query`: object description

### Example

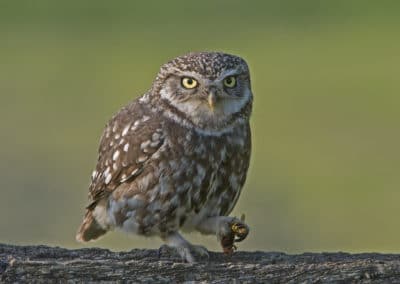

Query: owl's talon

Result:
[159,244,209,263]
[178,244,209,263]
[191,244,210,259]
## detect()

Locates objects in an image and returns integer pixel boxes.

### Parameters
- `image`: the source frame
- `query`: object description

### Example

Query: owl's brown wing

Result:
[87,101,164,210]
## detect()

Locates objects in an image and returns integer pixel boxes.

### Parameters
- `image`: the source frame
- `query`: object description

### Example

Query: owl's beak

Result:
[207,91,217,111]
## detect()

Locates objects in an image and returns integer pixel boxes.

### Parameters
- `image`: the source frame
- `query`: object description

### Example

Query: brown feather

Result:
[76,210,107,242]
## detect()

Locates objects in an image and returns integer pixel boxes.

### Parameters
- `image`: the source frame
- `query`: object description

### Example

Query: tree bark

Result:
[1,243,400,283]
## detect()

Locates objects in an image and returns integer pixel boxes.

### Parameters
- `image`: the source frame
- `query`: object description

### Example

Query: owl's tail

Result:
[76,210,108,242]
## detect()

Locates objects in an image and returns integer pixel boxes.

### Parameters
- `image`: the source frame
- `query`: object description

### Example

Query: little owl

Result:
[76,51,252,262]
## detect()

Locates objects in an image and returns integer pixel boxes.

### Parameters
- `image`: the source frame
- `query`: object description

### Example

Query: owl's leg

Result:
[195,216,249,254]
[160,232,209,263]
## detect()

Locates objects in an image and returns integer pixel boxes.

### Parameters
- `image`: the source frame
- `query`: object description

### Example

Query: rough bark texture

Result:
[1,243,400,283]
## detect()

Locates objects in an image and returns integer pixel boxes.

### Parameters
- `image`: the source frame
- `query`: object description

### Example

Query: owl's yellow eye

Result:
[181,77,198,89]
[223,76,237,88]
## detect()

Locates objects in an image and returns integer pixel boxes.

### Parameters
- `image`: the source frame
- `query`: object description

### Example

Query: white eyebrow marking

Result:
[217,68,242,81]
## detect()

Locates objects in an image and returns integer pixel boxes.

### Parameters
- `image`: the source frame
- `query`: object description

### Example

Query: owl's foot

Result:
[219,216,249,255]
[195,214,250,255]
[160,232,209,263]
[158,243,209,263]
[190,244,210,259]
[179,244,209,263]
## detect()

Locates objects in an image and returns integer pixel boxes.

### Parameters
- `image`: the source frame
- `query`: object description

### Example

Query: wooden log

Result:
[1,243,400,283]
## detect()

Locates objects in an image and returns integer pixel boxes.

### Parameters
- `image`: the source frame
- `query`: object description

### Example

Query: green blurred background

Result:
[1,1,399,253]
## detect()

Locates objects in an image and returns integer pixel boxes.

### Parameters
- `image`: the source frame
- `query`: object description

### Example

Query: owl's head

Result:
[151,52,253,131]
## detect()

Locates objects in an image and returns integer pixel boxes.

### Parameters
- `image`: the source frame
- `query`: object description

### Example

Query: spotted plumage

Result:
[76,52,253,262]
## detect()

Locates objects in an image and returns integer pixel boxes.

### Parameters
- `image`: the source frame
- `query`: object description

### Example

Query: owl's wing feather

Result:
[87,101,164,209]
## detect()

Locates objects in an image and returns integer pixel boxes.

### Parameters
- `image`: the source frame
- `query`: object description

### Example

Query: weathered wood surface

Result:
[1,243,400,283]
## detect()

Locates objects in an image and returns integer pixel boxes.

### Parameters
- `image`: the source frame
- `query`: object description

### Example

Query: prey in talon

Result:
[76,52,254,263]
[221,214,250,255]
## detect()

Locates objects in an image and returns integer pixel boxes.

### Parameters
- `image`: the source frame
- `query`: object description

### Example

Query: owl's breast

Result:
[106,121,251,235]
[173,124,251,230]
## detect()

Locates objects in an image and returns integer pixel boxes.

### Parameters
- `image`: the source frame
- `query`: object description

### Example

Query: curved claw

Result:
[158,243,209,263]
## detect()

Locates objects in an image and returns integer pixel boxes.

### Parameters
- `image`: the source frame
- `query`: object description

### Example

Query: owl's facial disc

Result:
[200,72,250,114]
[159,69,252,130]
[179,76,219,111]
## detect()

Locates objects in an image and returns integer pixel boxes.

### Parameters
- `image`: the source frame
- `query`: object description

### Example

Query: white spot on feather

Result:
[105,173,112,184]
[150,141,160,148]
[122,124,130,136]
[123,143,129,152]
[140,140,151,150]
[112,123,118,133]
[113,150,120,161]
[139,93,149,103]
[137,155,147,163]
[104,166,110,176]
